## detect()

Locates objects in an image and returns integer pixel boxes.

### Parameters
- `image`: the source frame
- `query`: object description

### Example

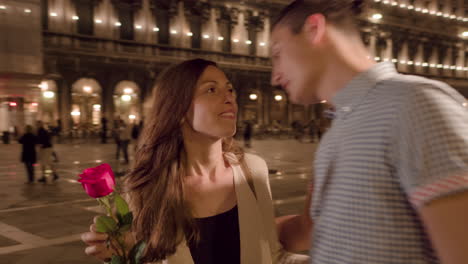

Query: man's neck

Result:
[317,33,376,102]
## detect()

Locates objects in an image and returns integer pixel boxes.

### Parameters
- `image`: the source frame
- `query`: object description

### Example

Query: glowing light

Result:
[135,25,142,29]
[259,42,266,46]
[24,9,31,13]
[186,32,193,36]
[129,115,136,120]
[203,34,210,39]
[249,94,258,100]
[274,95,283,101]
[115,22,122,27]
[83,86,92,93]
[50,12,58,17]
[43,91,55,98]
[371,13,383,20]
[95,19,103,24]
[72,15,79,20]
[153,27,159,32]
[217,36,224,41]
[246,40,252,45]
[121,95,131,102]
[123,88,133,94]
[39,82,48,91]
[93,104,101,110]
[71,111,81,116]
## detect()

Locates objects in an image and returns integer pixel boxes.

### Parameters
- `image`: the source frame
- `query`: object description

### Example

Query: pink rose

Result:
[78,163,115,198]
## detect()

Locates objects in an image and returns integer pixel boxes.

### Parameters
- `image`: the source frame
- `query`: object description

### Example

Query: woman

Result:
[81,59,310,263]
[18,125,38,183]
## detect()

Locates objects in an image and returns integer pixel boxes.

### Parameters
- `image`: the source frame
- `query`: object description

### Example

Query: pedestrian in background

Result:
[37,121,59,183]
[18,125,37,184]
[117,120,131,164]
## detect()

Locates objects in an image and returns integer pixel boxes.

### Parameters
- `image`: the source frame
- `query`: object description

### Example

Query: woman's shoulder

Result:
[243,153,268,179]
[243,153,266,168]
[225,152,268,177]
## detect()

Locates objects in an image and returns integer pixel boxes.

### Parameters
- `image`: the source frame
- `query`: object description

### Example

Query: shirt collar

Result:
[331,62,398,117]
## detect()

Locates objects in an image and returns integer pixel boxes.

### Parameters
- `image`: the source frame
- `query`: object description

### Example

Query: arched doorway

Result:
[38,80,59,125]
[71,78,102,136]
[113,81,141,125]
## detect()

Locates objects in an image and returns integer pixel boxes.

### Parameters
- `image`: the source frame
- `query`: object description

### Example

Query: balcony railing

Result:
[43,31,272,71]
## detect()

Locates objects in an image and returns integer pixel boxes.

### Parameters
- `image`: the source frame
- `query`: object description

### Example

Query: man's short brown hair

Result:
[272,0,366,34]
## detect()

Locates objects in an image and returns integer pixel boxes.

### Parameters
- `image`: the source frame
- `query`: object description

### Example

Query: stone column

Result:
[429,45,440,75]
[443,0,452,14]
[263,88,270,126]
[415,42,425,74]
[398,40,409,72]
[456,42,465,78]
[57,78,71,133]
[443,45,453,76]
[383,36,393,61]
[368,32,377,57]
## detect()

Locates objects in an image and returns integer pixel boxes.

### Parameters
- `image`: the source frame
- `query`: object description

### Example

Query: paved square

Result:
[0,139,317,263]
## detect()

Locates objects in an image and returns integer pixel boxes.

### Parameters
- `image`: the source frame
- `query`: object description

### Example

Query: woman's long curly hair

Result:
[122,59,243,262]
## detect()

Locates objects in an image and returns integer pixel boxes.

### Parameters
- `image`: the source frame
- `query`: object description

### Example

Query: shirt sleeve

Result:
[394,82,468,208]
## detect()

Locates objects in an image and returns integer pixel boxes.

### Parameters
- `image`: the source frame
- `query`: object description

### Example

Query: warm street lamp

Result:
[39,82,48,91]
[121,95,132,102]
[371,13,383,20]
[83,86,92,93]
[43,91,55,98]
[274,95,283,101]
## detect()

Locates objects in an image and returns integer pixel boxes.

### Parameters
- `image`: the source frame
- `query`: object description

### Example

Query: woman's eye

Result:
[207,87,216,93]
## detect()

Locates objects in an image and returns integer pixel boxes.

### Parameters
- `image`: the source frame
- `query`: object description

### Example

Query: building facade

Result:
[0,0,467,137]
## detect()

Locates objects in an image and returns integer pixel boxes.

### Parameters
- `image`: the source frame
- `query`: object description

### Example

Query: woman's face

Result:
[185,65,238,139]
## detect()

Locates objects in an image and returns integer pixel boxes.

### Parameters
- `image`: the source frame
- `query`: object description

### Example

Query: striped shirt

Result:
[310,62,468,263]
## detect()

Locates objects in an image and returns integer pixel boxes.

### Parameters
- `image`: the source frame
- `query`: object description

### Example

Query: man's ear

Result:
[303,14,326,45]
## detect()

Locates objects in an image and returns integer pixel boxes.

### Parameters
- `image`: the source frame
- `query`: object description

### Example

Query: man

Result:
[37,121,59,182]
[273,1,468,263]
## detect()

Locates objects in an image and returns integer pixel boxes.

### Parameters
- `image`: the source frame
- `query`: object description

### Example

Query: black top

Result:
[18,133,37,163]
[188,206,240,264]
[37,128,52,148]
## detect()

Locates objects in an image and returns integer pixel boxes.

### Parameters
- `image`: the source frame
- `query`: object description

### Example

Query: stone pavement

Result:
[0,138,317,264]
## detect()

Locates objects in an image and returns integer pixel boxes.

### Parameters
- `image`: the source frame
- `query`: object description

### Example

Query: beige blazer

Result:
[162,153,309,264]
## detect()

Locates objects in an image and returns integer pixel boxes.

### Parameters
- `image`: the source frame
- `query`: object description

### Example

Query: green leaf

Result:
[98,196,111,209]
[95,216,118,233]
[122,212,133,226]
[119,223,132,233]
[128,240,147,264]
[114,193,130,218]
[110,255,123,264]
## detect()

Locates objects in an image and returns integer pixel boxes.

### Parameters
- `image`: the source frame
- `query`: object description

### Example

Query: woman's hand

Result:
[81,216,114,262]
